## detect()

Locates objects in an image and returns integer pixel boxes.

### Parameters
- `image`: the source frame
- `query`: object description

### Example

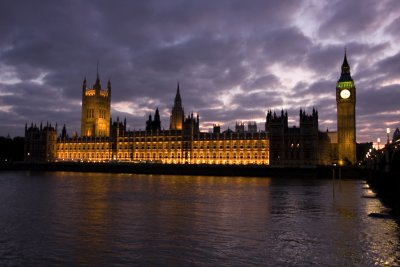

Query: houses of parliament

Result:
[24,53,357,167]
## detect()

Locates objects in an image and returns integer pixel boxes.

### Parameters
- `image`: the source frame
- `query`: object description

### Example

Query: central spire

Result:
[170,82,184,130]
[94,61,101,90]
[174,81,182,107]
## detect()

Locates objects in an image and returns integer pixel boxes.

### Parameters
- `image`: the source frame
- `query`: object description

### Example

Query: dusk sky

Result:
[0,0,399,144]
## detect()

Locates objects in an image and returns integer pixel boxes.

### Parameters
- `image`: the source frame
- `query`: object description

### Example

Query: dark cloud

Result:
[374,52,400,80]
[0,0,398,144]
[358,84,400,115]
[259,27,312,65]
[317,0,385,39]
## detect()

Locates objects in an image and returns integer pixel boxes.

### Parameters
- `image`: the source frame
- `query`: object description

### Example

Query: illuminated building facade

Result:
[56,129,269,165]
[24,53,355,166]
[47,80,269,165]
[336,51,356,165]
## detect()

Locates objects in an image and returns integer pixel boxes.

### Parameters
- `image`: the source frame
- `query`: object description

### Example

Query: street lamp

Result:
[386,128,390,145]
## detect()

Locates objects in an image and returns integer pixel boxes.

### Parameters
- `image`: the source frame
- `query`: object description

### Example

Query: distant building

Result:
[235,122,245,133]
[213,124,221,134]
[24,122,57,162]
[393,128,400,143]
[248,121,257,133]
[146,108,161,132]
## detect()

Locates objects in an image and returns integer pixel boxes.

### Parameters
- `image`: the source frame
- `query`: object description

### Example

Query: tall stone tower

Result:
[336,50,356,165]
[170,83,184,130]
[81,67,111,137]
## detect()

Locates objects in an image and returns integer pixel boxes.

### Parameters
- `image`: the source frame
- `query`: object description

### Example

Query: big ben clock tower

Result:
[336,50,356,165]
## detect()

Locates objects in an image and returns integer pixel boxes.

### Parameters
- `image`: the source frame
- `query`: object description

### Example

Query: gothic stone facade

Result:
[266,109,327,167]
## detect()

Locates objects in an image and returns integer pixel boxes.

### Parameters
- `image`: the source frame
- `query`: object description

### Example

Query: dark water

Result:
[0,171,399,266]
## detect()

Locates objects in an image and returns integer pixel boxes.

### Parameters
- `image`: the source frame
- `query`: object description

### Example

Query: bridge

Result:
[362,138,400,215]
[362,139,400,175]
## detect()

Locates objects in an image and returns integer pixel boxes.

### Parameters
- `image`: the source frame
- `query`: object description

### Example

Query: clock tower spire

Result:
[336,50,356,165]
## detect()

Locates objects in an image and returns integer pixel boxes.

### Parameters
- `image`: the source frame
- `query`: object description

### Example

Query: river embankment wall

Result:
[0,162,363,179]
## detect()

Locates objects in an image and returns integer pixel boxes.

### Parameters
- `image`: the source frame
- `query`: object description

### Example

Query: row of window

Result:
[59,152,267,159]
[117,137,183,142]
[59,142,267,150]
[116,137,267,142]
[59,145,109,150]
[59,153,110,158]
[58,145,268,151]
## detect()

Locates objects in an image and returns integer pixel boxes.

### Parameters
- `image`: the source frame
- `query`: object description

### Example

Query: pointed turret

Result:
[61,124,67,138]
[93,63,101,91]
[146,114,153,131]
[339,49,353,82]
[175,82,182,107]
[82,77,87,96]
[155,107,160,121]
[107,79,112,97]
[341,48,350,74]
[170,82,184,130]
[96,61,99,80]
[152,108,161,131]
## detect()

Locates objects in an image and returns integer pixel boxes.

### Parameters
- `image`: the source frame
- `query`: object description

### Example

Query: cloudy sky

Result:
[0,0,399,144]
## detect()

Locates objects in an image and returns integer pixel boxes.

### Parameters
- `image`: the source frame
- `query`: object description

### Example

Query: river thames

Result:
[0,171,399,266]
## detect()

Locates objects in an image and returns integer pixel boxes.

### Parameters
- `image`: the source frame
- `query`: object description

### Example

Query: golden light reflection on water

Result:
[2,172,399,266]
[360,181,400,266]
[49,173,274,264]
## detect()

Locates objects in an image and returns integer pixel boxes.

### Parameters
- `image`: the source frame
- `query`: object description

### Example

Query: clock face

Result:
[340,89,351,99]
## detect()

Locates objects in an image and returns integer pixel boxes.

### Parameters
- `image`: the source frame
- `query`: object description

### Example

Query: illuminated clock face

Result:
[340,89,351,99]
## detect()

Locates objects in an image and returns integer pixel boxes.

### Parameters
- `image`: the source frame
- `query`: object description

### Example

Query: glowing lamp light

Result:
[386,128,390,145]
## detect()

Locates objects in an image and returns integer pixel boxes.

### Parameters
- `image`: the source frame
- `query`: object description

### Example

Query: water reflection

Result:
[0,171,399,266]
